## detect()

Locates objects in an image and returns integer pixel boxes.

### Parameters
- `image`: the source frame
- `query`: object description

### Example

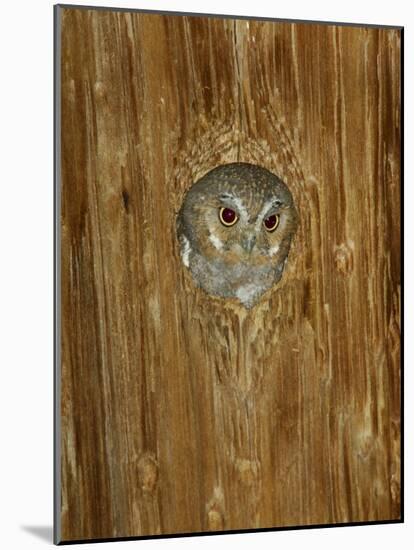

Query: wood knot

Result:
[235,458,259,487]
[206,487,225,530]
[137,454,158,493]
[207,507,224,531]
[334,242,354,275]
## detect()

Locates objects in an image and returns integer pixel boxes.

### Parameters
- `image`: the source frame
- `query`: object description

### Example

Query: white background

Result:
[0,0,409,548]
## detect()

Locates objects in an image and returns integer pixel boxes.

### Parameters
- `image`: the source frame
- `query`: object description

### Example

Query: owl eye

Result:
[219,207,238,227]
[263,214,280,232]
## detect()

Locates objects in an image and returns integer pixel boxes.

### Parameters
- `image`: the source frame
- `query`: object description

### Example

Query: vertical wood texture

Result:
[59,7,401,542]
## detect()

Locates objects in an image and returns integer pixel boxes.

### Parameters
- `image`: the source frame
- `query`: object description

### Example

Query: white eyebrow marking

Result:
[220,194,248,220]
[256,199,282,229]
[259,199,282,219]
[209,233,224,251]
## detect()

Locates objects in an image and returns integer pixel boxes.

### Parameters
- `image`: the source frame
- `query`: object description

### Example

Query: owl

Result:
[176,163,298,308]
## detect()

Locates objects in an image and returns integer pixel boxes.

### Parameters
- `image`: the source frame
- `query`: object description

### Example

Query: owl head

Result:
[176,163,298,308]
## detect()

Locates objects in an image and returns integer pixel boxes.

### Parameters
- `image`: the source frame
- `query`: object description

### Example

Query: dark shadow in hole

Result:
[21,525,53,543]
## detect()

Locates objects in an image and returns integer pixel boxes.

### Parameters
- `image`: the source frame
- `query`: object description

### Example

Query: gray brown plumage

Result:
[176,163,298,308]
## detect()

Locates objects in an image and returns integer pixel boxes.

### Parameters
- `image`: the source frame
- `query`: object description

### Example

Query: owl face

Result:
[191,191,291,266]
[177,163,298,308]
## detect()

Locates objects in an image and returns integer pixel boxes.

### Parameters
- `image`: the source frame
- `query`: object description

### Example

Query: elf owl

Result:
[176,163,298,308]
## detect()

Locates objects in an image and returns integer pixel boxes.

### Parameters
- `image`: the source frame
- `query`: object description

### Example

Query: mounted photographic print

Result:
[54,4,403,544]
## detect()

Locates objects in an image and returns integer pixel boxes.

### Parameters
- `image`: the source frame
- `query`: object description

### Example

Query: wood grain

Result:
[58,6,401,542]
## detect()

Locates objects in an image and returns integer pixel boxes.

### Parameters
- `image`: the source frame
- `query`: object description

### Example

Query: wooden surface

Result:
[58,6,401,543]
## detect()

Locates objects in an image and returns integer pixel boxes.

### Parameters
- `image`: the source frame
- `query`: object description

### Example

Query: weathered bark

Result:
[58,7,401,542]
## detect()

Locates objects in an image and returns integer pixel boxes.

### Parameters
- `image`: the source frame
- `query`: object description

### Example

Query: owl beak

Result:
[241,234,256,254]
